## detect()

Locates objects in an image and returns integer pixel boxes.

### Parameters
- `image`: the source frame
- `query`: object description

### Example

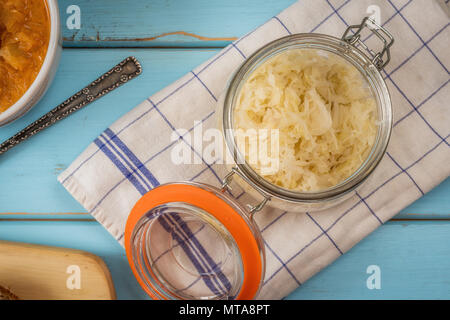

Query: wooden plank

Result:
[59,0,296,47]
[0,48,217,214]
[0,219,448,299]
[0,213,93,221]
[1,178,449,221]
[0,48,448,217]
[0,240,115,300]
[286,220,450,300]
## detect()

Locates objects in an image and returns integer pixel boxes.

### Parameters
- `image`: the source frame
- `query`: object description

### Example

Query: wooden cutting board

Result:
[0,240,116,300]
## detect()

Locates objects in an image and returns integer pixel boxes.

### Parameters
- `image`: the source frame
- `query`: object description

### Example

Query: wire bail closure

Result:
[342,17,394,70]
[221,167,270,215]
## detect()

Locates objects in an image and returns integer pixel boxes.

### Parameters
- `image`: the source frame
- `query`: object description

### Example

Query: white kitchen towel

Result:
[58,0,450,299]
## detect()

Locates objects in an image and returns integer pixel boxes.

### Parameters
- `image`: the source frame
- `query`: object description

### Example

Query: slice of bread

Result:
[0,285,19,300]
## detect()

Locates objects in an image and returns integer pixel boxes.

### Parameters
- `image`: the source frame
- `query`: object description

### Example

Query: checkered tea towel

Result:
[58,0,450,299]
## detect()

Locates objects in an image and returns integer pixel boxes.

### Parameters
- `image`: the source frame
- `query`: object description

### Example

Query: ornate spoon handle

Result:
[0,56,142,156]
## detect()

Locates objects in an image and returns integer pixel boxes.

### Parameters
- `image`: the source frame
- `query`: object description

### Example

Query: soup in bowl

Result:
[0,0,61,126]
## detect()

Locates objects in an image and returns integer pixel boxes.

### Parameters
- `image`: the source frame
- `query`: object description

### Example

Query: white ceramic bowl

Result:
[0,0,62,127]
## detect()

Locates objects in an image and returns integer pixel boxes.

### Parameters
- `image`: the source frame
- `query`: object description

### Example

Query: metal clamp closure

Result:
[221,167,270,215]
[342,17,394,70]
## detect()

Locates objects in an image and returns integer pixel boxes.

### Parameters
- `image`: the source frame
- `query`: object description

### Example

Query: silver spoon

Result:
[0,56,142,155]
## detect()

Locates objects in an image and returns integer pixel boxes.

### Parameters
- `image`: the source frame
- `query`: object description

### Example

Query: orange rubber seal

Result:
[125,183,263,300]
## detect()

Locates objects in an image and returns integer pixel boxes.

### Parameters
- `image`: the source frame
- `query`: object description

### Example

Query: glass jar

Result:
[125,17,394,300]
[218,17,394,212]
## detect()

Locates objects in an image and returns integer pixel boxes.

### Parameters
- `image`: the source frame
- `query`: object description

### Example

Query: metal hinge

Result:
[342,17,394,70]
[221,167,270,215]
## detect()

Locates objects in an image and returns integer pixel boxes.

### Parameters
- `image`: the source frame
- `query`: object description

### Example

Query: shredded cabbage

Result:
[234,49,377,192]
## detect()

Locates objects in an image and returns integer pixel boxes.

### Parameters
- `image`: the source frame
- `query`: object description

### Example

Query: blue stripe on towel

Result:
[158,213,223,297]
[96,133,224,295]
[170,212,232,291]
[98,134,152,191]
[103,127,232,296]
[104,128,160,188]
[94,138,147,195]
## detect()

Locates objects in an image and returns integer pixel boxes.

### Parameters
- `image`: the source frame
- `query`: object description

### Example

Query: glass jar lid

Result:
[125,182,265,300]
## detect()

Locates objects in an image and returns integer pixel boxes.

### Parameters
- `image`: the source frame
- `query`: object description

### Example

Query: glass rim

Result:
[222,33,393,202]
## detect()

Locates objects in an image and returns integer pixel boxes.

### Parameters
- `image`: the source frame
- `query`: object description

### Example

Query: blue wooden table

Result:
[0,0,449,299]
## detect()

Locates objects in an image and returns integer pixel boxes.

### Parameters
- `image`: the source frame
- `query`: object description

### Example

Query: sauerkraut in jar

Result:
[233,49,377,192]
